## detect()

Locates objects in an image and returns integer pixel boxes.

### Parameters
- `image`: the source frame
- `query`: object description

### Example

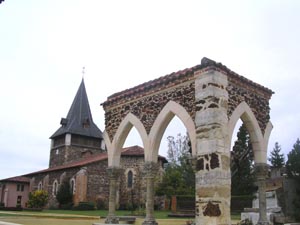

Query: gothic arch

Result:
[146,100,196,162]
[228,101,272,163]
[102,57,274,225]
[106,113,148,167]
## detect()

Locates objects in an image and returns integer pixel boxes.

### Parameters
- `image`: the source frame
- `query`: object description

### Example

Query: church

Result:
[0,79,166,209]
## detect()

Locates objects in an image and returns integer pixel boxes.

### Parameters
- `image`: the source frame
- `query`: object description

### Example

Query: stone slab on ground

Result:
[241,212,274,225]
[0,222,22,225]
[92,224,131,225]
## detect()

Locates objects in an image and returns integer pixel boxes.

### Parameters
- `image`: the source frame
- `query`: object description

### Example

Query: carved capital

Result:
[255,163,269,180]
[107,167,122,180]
[143,162,158,178]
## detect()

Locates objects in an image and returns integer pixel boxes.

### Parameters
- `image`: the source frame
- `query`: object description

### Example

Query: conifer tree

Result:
[231,124,256,196]
[286,138,300,180]
[56,181,73,207]
[286,138,300,220]
[268,142,285,168]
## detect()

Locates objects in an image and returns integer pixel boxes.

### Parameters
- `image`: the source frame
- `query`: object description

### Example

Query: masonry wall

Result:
[28,154,165,209]
[227,76,271,133]
[49,135,103,168]
[104,73,195,141]
[119,156,165,209]
[86,161,109,208]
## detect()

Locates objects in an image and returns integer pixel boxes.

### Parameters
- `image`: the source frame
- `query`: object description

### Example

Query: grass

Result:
[41,209,195,219]
[0,209,241,225]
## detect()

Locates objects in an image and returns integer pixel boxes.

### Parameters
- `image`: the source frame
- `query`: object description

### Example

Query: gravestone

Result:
[241,191,283,225]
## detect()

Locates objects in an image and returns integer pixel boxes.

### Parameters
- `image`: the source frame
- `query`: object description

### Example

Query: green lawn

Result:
[0,209,240,219]
[0,209,241,225]
[18,209,187,219]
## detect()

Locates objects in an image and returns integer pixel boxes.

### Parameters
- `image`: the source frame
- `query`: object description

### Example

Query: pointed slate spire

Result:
[50,79,103,139]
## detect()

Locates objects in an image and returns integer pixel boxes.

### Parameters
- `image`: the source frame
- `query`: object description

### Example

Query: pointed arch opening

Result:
[228,101,266,163]
[108,113,148,167]
[148,101,196,162]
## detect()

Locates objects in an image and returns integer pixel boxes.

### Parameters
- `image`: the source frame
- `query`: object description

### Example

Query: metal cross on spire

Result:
[82,66,85,79]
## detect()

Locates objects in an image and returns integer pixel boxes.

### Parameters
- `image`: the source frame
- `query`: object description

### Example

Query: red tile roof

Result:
[102,57,274,108]
[22,146,166,176]
[0,175,30,183]
[121,145,145,156]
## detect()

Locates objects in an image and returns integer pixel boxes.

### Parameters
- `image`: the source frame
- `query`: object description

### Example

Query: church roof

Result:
[23,146,167,176]
[50,79,103,139]
[0,175,30,183]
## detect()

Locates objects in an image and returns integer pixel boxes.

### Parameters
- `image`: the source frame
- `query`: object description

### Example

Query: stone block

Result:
[195,109,227,127]
[196,170,231,186]
[197,186,230,198]
[195,70,228,86]
[196,139,227,155]
[195,86,228,102]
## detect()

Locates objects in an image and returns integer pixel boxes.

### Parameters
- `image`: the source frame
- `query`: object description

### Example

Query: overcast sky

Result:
[0,0,299,179]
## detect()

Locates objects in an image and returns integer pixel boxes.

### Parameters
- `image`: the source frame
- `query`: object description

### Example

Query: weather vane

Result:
[82,66,85,79]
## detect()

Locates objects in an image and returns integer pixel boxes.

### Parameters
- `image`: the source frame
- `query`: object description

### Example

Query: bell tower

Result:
[49,78,104,168]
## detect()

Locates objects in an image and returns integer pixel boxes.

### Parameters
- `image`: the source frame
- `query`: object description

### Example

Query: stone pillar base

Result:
[105,216,119,224]
[256,221,269,225]
[142,220,158,225]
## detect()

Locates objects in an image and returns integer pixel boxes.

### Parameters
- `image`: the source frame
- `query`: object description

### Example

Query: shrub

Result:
[72,202,95,210]
[0,206,22,211]
[96,197,107,210]
[27,190,48,209]
[60,202,73,210]
[56,181,73,206]
[231,195,255,213]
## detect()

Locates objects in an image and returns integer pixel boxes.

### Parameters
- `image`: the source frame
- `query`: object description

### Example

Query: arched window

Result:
[38,181,43,190]
[70,178,76,194]
[127,170,133,188]
[53,180,58,196]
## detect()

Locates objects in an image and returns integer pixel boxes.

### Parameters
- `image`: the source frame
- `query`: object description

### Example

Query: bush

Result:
[27,190,48,209]
[72,202,95,210]
[60,202,73,210]
[231,195,255,213]
[0,206,22,211]
[96,197,107,210]
[56,181,73,206]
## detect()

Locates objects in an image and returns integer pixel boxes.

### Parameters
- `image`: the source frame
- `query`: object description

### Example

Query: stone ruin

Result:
[101,57,274,225]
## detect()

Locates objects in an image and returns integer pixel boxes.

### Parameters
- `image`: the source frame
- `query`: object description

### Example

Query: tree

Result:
[156,132,195,197]
[166,133,190,166]
[286,138,300,220]
[286,138,300,179]
[268,142,285,168]
[56,180,73,207]
[231,124,256,196]
[27,190,48,209]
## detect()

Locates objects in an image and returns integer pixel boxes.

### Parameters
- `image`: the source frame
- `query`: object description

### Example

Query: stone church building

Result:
[0,79,166,209]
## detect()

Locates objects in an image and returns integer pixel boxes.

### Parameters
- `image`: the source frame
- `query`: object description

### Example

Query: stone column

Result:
[142,162,158,225]
[194,67,231,225]
[255,163,269,225]
[105,167,122,224]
